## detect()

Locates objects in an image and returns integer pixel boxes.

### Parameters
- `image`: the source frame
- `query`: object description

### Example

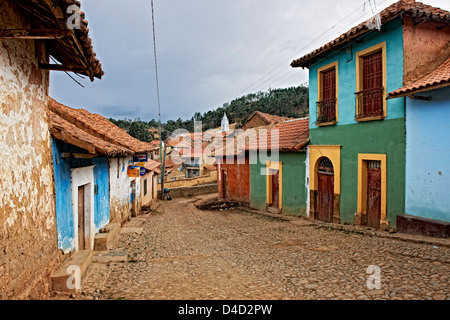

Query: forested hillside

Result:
[110,85,308,141]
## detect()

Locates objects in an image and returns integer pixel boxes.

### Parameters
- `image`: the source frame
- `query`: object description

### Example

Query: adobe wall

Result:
[403,16,450,84]
[0,1,63,299]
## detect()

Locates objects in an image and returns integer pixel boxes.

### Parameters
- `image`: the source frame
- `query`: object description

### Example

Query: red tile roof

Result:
[246,111,296,126]
[49,98,157,156]
[204,164,217,171]
[388,55,450,98]
[247,118,310,152]
[291,0,450,68]
[144,160,161,174]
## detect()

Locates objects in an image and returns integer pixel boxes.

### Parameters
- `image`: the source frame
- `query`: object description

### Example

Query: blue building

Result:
[388,56,450,238]
[49,99,158,253]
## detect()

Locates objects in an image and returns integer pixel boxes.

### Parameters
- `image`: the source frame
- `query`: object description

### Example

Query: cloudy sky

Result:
[49,0,450,122]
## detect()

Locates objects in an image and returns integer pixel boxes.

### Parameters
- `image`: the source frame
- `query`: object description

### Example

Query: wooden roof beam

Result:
[38,63,87,74]
[0,29,69,39]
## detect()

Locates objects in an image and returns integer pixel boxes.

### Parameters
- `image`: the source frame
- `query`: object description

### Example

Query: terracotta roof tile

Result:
[245,111,296,126]
[205,164,217,171]
[291,0,450,68]
[248,118,310,152]
[49,98,157,156]
[388,55,450,98]
[144,159,161,173]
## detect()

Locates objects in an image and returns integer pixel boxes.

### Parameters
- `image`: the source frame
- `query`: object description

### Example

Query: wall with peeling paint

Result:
[52,139,111,253]
[0,1,62,299]
[109,156,138,224]
[405,86,450,223]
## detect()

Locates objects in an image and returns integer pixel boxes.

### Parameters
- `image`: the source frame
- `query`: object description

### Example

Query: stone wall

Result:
[0,1,62,299]
[161,171,217,189]
[158,184,218,199]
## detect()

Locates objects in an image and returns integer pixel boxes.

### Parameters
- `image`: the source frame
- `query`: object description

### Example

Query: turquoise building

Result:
[291,0,450,230]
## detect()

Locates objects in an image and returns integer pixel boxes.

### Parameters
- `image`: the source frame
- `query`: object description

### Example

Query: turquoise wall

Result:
[405,86,450,222]
[250,152,308,216]
[308,18,405,128]
[307,17,406,227]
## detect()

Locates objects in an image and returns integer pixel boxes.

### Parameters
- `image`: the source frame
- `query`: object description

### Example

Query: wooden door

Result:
[317,172,334,222]
[362,51,383,116]
[222,170,228,199]
[271,170,280,208]
[78,186,85,250]
[367,161,382,228]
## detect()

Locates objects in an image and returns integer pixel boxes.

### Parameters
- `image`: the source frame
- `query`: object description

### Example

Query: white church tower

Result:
[220,113,229,132]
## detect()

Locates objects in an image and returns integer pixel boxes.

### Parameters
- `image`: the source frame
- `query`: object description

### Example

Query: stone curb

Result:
[242,207,450,249]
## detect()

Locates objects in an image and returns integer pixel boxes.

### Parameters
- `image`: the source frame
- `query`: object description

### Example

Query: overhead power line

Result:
[230,0,388,100]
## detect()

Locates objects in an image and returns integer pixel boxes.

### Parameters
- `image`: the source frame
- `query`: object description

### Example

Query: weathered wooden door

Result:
[362,51,383,116]
[78,185,85,250]
[271,170,280,208]
[367,161,382,228]
[318,172,334,222]
[222,170,228,199]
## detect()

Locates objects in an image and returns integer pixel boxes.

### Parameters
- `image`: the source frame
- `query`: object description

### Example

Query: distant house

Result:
[387,56,450,237]
[182,149,206,178]
[215,127,261,203]
[248,118,309,215]
[291,0,450,229]
[241,111,295,130]
[49,99,158,253]
[0,0,103,298]
[141,160,161,208]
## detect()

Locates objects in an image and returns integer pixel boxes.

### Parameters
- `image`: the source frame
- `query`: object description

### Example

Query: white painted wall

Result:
[71,166,95,251]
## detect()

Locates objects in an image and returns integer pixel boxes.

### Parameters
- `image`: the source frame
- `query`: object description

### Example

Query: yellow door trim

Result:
[266,161,283,210]
[357,153,387,226]
[309,145,341,195]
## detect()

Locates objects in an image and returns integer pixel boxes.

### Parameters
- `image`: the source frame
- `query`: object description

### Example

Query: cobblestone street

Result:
[51,195,449,300]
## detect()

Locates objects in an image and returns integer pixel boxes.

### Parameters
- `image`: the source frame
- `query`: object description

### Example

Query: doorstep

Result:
[51,250,93,292]
[94,223,121,251]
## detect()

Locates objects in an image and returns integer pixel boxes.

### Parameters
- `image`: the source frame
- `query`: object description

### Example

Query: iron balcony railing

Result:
[355,87,384,119]
[316,98,337,124]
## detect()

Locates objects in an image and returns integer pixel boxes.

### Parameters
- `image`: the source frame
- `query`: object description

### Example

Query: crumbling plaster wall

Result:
[403,16,450,84]
[0,1,61,299]
[109,156,139,224]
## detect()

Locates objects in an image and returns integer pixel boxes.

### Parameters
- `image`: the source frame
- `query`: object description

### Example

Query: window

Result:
[355,42,387,121]
[317,61,338,125]
[144,178,148,196]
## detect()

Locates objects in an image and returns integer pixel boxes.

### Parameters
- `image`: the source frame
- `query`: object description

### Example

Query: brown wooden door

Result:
[367,162,382,228]
[362,51,383,116]
[78,186,85,250]
[271,170,280,208]
[317,172,334,222]
[223,171,228,199]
